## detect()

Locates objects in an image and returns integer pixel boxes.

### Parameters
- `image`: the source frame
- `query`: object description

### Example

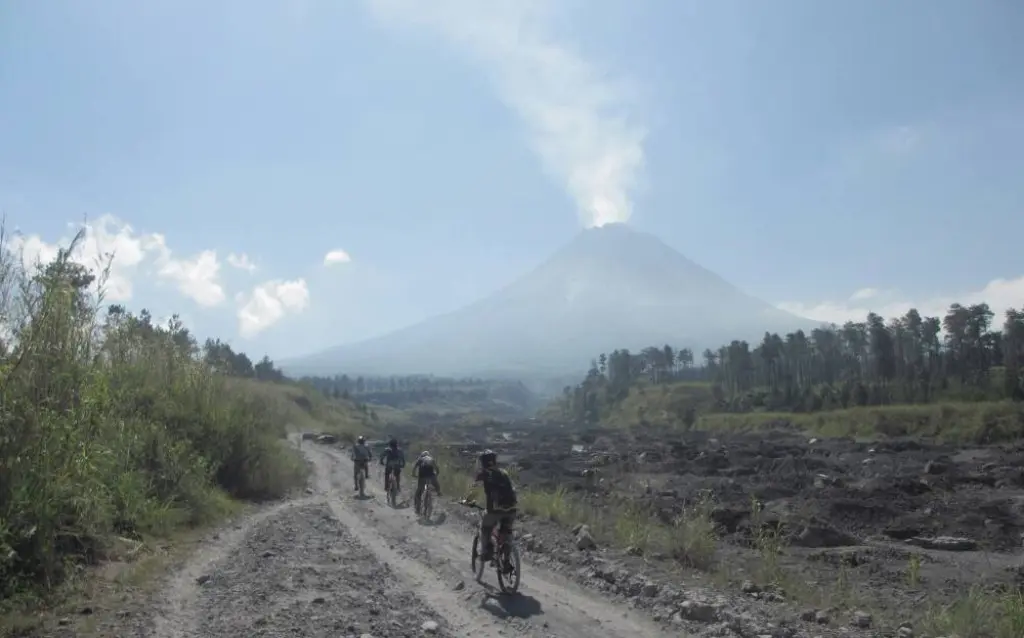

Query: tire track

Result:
[305,443,678,638]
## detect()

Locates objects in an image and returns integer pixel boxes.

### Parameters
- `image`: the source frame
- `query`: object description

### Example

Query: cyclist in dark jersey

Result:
[379,438,406,493]
[350,435,372,491]
[412,451,442,515]
[465,449,517,562]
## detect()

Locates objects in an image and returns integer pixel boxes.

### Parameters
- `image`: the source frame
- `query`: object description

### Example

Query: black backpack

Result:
[487,468,517,508]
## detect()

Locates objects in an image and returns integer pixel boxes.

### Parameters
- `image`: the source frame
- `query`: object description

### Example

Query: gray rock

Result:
[907,536,978,551]
[421,620,439,633]
[793,524,860,548]
[850,611,872,628]
[575,526,597,550]
[678,599,719,623]
[641,581,659,598]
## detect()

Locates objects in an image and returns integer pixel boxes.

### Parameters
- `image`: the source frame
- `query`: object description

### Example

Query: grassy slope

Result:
[0,236,387,623]
[229,378,381,440]
[567,379,1024,443]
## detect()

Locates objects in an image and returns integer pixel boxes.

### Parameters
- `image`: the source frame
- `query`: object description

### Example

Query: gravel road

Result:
[103,439,677,638]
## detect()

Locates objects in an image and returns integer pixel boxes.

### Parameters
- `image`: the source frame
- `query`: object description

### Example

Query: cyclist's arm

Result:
[463,473,483,501]
[412,459,420,477]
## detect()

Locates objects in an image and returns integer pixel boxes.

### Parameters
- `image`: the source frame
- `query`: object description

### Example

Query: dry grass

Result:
[920,586,1024,638]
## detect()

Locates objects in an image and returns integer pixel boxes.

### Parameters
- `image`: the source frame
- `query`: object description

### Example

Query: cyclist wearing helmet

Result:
[349,435,372,491]
[412,450,442,515]
[464,449,517,562]
[379,437,406,493]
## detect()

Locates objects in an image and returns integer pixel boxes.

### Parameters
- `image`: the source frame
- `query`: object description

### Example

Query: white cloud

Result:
[227,252,257,273]
[9,215,225,306]
[849,287,879,302]
[776,275,1024,326]
[366,0,645,229]
[236,278,310,338]
[323,249,352,266]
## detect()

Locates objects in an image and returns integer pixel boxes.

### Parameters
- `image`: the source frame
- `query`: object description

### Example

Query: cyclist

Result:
[379,437,406,494]
[349,435,372,491]
[464,449,517,563]
[412,450,442,515]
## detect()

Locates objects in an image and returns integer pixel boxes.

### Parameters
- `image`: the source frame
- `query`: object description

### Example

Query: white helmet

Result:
[420,450,431,458]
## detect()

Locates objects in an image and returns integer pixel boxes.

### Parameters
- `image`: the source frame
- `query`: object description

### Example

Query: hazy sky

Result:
[2,0,1023,360]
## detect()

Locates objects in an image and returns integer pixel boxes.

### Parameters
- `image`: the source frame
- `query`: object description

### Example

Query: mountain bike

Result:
[384,470,399,507]
[354,462,367,498]
[460,500,521,594]
[420,481,435,520]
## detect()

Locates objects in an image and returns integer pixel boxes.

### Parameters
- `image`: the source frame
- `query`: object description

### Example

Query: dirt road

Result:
[302,443,676,638]
[128,441,676,638]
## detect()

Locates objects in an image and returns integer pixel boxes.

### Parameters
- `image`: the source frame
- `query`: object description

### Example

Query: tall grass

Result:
[0,229,305,603]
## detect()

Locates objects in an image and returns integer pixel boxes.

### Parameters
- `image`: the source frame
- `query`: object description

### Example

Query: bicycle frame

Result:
[464,503,512,553]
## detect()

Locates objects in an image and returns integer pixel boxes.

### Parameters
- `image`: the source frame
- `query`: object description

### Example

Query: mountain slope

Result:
[283,224,814,376]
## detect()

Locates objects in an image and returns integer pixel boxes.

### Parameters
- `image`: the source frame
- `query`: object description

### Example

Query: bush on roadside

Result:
[0,229,305,602]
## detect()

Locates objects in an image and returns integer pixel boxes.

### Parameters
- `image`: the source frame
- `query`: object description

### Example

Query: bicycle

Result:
[420,481,435,520]
[460,500,521,594]
[354,462,367,498]
[384,470,399,507]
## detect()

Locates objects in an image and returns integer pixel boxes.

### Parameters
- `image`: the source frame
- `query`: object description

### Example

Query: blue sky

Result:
[2,0,1023,360]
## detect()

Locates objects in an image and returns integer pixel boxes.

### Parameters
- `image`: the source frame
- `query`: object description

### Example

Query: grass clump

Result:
[921,586,1024,638]
[0,228,305,605]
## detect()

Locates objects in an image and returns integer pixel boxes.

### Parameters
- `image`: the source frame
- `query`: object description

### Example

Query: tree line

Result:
[559,302,1024,423]
[298,374,535,410]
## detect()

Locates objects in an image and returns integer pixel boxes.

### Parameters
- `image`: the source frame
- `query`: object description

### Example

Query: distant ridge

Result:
[281,224,813,377]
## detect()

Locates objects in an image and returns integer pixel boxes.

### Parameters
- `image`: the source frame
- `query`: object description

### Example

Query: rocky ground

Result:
[19,422,1020,638]
[22,435,709,638]
[410,421,1024,636]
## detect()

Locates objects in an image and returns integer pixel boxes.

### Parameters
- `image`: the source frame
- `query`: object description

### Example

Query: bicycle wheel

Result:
[471,534,485,580]
[423,488,433,518]
[496,542,521,594]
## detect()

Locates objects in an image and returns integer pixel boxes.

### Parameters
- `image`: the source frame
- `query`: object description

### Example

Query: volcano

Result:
[282,224,813,377]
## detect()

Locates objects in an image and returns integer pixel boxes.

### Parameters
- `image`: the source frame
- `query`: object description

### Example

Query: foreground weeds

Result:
[0,228,305,606]
[920,586,1024,638]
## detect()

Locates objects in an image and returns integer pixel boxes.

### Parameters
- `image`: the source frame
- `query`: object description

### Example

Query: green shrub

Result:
[0,228,305,602]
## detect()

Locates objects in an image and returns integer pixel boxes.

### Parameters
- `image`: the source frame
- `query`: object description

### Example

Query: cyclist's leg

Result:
[430,475,441,496]
[395,469,402,491]
[480,512,498,559]
[352,462,359,490]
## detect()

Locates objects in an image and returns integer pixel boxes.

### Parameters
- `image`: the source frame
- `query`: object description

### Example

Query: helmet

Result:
[420,450,430,458]
[388,437,398,449]
[357,436,365,444]
[479,449,497,468]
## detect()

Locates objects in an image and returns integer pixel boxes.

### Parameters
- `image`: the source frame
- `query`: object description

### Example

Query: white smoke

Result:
[366,0,645,228]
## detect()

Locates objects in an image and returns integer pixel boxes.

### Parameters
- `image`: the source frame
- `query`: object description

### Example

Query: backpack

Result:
[486,468,517,509]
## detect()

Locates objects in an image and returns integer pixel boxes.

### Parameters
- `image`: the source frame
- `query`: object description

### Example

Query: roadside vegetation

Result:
[0,229,360,611]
